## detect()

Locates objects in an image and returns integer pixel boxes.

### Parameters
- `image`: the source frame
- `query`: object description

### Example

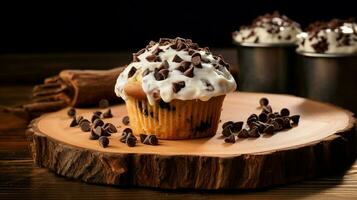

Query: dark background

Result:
[0,0,355,54]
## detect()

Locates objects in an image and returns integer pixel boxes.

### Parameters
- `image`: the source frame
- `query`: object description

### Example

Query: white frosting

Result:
[115,41,237,105]
[297,22,357,54]
[233,16,301,44]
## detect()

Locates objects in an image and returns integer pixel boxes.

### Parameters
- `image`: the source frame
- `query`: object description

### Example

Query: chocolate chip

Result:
[201,79,214,91]
[93,111,102,116]
[152,47,163,55]
[172,81,186,93]
[231,121,244,133]
[99,136,109,148]
[103,109,113,118]
[105,123,117,133]
[100,127,111,137]
[222,126,232,137]
[275,117,284,126]
[280,108,290,117]
[224,134,236,143]
[128,67,137,78]
[80,120,91,132]
[264,125,275,134]
[172,54,183,63]
[132,53,140,62]
[93,118,104,127]
[238,129,249,138]
[139,134,148,143]
[142,68,151,77]
[67,108,76,117]
[122,116,130,125]
[283,117,292,129]
[258,113,268,123]
[290,115,300,125]
[247,114,258,125]
[119,133,128,143]
[159,60,169,70]
[262,105,273,114]
[267,113,275,119]
[183,66,194,78]
[259,97,269,107]
[222,121,234,129]
[126,137,136,147]
[91,114,100,123]
[175,61,191,72]
[90,128,100,140]
[272,120,282,131]
[93,126,103,136]
[191,53,202,68]
[154,68,169,81]
[76,116,84,124]
[148,135,158,145]
[123,127,133,135]
[248,127,260,138]
[145,54,158,62]
[69,117,78,127]
[99,99,109,109]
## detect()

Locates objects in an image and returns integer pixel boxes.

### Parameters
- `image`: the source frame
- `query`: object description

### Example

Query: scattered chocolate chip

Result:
[275,117,284,126]
[172,54,183,63]
[262,105,273,114]
[103,109,113,118]
[90,128,100,140]
[148,135,158,145]
[258,113,268,123]
[152,47,163,55]
[99,136,109,148]
[126,136,136,147]
[76,116,84,124]
[93,111,102,116]
[69,117,78,127]
[142,68,151,77]
[280,108,290,117]
[183,66,194,78]
[145,54,158,62]
[238,129,249,138]
[139,134,148,143]
[159,60,169,70]
[123,127,133,135]
[283,117,292,129]
[264,125,275,134]
[267,113,275,119]
[175,61,191,72]
[91,114,100,123]
[67,108,76,117]
[231,121,244,133]
[154,68,169,81]
[132,53,140,62]
[128,67,137,78]
[100,127,111,137]
[248,127,260,138]
[272,120,282,131]
[290,115,300,125]
[222,126,232,137]
[122,116,130,125]
[224,134,236,143]
[105,123,117,134]
[79,120,91,132]
[259,98,269,107]
[191,53,202,68]
[172,81,186,93]
[93,118,104,127]
[99,99,109,109]
[222,121,234,129]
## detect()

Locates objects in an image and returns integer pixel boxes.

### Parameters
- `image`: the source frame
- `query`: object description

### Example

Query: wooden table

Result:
[1,52,357,199]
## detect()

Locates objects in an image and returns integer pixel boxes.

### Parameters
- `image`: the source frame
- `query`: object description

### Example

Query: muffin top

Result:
[115,38,237,105]
[297,18,357,54]
[232,12,301,44]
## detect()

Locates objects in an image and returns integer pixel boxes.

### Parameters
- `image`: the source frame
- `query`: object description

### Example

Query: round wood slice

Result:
[27,92,357,189]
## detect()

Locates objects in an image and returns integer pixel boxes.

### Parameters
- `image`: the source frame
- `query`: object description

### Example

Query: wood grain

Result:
[28,92,357,189]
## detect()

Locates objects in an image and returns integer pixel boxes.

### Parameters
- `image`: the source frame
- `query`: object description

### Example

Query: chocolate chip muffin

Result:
[115,37,236,139]
[297,18,357,54]
[232,11,301,44]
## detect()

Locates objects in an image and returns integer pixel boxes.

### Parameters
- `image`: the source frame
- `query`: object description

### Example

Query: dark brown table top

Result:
[1,52,357,199]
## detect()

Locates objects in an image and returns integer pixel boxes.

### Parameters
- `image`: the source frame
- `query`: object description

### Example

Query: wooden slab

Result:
[27,92,357,189]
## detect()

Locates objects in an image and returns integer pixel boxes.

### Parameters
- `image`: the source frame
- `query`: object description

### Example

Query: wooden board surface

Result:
[28,92,357,189]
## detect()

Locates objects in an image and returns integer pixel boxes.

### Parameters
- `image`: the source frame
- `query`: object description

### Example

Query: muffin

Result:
[115,38,237,139]
[232,11,301,44]
[297,18,357,54]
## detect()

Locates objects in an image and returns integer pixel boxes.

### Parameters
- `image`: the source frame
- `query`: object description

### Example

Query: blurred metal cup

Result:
[297,51,357,114]
[234,42,297,94]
